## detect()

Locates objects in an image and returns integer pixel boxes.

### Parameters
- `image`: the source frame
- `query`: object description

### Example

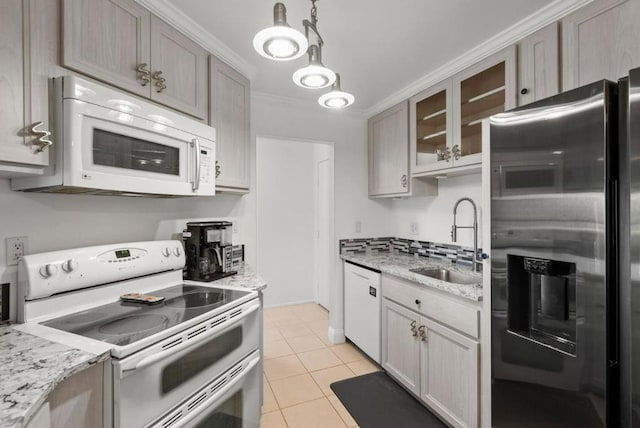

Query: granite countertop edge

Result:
[1,327,111,428]
[340,253,483,302]
[208,262,267,291]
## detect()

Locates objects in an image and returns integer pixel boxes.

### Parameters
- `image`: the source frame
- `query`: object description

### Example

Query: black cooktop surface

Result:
[42,284,251,346]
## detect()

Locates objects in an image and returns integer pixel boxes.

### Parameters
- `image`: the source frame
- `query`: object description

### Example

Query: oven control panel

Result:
[19,240,185,301]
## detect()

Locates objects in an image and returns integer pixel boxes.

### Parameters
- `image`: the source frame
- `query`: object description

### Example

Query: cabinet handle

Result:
[30,122,53,153]
[437,147,452,162]
[410,320,418,337]
[153,71,167,93]
[136,63,151,86]
[215,160,221,178]
[401,174,408,188]
[419,325,427,342]
[451,144,461,160]
[520,88,529,95]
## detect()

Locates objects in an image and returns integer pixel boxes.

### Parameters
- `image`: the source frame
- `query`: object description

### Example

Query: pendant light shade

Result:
[253,3,308,61]
[292,45,336,89]
[318,74,355,108]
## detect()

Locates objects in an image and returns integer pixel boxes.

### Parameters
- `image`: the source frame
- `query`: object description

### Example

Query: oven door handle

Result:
[119,301,260,377]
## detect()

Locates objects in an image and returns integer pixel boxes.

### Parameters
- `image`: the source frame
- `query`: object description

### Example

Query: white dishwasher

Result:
[344,261,381,363]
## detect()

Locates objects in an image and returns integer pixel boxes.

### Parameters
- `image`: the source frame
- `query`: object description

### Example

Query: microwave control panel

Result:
[199,148,214,188]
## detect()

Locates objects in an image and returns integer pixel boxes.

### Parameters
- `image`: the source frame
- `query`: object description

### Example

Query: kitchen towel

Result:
[330,371,447,428]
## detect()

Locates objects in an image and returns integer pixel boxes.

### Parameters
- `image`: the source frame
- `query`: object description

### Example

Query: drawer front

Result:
[382,274,480,339]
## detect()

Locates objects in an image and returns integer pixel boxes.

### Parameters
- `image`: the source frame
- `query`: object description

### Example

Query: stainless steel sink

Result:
[408,267,479,285]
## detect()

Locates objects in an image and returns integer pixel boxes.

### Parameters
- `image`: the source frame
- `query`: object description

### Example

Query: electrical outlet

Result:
[6,237,27,266]
[355,221,362,234]
[410,222,419,235]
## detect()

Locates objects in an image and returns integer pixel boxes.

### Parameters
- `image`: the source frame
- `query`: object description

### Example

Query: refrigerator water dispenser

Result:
[506,255,576,356]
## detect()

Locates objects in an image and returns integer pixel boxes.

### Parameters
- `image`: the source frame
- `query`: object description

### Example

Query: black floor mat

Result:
[330,372,447,428]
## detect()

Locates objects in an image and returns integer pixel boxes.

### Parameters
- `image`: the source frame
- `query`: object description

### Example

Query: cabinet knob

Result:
[136,63,151,86]
[153,71,167,93]
[415,299,421,305]
[520,88,529,95]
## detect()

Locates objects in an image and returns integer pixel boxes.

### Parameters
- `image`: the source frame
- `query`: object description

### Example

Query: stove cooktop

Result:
[42,284,250,347]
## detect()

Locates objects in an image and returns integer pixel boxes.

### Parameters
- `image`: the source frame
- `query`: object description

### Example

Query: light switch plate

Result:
[355,221,362,234]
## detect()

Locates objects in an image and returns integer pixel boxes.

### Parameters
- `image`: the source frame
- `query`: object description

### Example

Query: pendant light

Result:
[253,3,308,61]
[292,45,336,89]
[253,0,355,108]
[318,74,355,108]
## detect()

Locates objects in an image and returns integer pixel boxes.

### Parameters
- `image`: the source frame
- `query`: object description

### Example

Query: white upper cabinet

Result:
[452,45,516,169]
[62,0,151,98]
[62,0,208,120]
[150,16,208,120]
[209,55,250,192]
[0,0,54,174]
[517,22,560,106]
[407,46,516,177]
[410,80,453,174]
[562,0,640,90]
[368,101,410,197]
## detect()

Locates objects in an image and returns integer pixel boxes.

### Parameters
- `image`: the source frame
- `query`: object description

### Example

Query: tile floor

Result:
[260,303,381,428]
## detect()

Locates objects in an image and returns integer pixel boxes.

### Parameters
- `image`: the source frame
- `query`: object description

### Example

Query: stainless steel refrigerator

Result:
[489,77,622,427]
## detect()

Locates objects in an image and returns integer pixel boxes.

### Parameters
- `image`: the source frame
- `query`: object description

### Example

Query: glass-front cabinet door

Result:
[410,80,453,174]
[453,46,516,167]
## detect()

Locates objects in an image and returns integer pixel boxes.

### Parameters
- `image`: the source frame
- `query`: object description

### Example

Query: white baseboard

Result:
[263,299,316,309]
[328,326,345,344]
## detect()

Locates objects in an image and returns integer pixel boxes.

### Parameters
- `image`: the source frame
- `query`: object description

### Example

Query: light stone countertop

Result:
[0,326,109,428]
[341,252,483,302]
[212,262,267,291]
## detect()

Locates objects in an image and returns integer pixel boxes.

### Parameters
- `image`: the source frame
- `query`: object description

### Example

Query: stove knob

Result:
[62,259,79,273]
[39,264,58,278]
[161,247,171,258]
[173,247,181,257]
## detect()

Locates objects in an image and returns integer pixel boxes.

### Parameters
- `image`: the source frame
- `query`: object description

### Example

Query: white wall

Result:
[256,137,318,307]
[0,179,252,320]
[390,174,483,249]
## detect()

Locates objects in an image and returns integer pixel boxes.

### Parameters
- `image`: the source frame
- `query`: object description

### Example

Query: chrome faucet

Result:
[451,197,481,272]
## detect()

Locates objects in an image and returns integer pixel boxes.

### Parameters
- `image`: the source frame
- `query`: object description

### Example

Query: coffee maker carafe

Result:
[183,221,237,281]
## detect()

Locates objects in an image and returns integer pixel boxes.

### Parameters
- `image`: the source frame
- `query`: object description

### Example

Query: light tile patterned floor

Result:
[260,303,381,428]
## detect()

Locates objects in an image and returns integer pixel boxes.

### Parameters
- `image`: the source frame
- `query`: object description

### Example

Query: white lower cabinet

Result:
[381,275,480,428]
[381,298,421,395]
[419,317,479,428]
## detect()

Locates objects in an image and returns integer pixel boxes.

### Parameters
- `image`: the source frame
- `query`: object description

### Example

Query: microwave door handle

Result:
[192,138,201,192]
[119,301,260,377]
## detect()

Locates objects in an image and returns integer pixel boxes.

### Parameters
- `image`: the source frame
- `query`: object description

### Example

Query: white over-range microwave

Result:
[12,76,216,197]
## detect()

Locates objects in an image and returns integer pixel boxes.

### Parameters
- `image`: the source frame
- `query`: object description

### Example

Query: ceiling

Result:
[168,0,555,112]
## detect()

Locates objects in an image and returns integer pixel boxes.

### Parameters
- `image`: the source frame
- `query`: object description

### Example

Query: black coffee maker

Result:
[183,221,237,281]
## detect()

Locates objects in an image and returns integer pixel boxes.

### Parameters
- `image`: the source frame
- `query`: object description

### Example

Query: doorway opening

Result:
[256,137,335,310]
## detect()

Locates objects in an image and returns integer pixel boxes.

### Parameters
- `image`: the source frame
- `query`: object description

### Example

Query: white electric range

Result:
[15,240,261,428]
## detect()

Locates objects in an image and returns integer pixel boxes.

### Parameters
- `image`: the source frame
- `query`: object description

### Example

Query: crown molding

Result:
[251,91,367,118]
[363,0,595,118]
[134,0,256,79]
